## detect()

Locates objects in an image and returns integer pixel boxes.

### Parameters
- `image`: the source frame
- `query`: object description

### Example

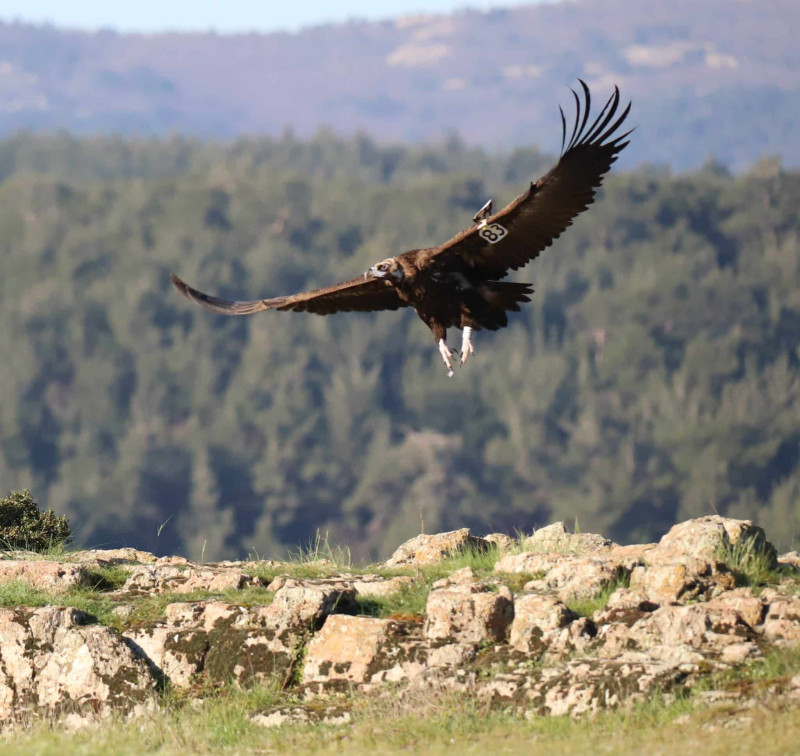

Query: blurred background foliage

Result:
[0,131,798,559]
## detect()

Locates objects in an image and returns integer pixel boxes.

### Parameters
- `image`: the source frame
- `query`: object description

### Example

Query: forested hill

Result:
[0,133,798,560]
[0,0,798,169]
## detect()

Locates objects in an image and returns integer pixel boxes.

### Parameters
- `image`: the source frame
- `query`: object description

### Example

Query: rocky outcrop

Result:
[0,607,156,723]
[124,581,357,690]
[0,561,93,592]
[0,515,797,730]
[425,583,513,644]
[519,522,617,554]
[121,564,267,594]
[384,528,490,566]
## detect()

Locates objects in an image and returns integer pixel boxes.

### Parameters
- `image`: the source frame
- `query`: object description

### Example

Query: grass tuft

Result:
[293,529,352,570]
[715,538,781,589]
[355,581,429,619]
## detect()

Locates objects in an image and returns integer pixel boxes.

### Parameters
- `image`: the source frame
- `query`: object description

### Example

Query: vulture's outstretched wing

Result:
[170,273,409,316]
[421,82,632,279]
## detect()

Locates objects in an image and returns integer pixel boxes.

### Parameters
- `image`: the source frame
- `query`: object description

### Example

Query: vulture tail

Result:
[478,281,534,312]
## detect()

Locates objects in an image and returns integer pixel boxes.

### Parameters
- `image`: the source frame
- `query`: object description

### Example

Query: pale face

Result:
[366,258,404,282]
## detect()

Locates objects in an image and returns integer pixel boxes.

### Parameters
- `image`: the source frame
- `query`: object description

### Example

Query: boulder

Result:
[522,556,632,602]
[761,594,800,643]
[478,652,698,716]
[520,522,616,554]
[629,560,736,604]
[302,615,402,685]
[0,561,91,593]
[510,594,578,656]
[646,516,777,568]
[620,603,756,654]
[124,582,357,689]
[778,552,800,571]
[350,576,414,598]
[483,533,515,552]
[0,607,157,723]
[384,528,490,567]
[494,551,568,575]
[258,581,357,631]
[425,584,513,645]
[120,564,265,594]
[71,548,157,566]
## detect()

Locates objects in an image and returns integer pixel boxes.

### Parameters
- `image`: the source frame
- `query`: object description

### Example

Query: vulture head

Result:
[365,257,404,282]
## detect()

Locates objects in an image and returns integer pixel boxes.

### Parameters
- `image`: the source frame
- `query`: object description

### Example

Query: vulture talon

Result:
[460,327,474,365]
[438,339,455,377]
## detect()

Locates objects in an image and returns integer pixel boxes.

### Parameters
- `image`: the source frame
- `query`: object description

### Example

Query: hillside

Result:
[0,133,798,561]
[0,0,798,169]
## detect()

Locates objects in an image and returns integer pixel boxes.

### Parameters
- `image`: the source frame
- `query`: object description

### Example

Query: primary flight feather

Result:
[172,81,632,376]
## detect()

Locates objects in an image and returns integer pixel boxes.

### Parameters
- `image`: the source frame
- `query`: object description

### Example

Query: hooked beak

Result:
[364,266,380,280]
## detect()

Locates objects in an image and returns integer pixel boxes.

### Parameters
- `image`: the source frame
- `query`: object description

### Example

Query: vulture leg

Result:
[460,326,474,365]
[438,339,455,378]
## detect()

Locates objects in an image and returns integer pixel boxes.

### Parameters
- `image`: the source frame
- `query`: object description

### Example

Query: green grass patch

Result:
[8,676,800,755]
[83,565,131,591]
[494,570,546,592]
[0,580,119,625]
[355,581,429,619]
[715,538,782,589]
[0,579,54,608]
[0,579,276,631]
[702,645,800,693]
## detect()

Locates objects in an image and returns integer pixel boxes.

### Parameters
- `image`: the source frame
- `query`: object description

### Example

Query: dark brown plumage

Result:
[171,81,632,376]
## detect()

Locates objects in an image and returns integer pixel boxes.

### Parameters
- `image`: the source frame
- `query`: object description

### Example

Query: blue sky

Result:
[0,1,547,33]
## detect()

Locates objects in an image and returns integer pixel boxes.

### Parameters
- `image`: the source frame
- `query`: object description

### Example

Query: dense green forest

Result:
[0,131,798,559]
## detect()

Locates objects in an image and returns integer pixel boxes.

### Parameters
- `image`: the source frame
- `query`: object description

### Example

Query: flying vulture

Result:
[171,81,632,377]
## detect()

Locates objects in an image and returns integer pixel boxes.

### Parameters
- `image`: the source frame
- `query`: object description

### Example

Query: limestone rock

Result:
[350,576,414,598]
[761,595,800,643]
[778,552,800,571]
[510,594,578,656]
[523,557,631,602]
[431,566,477,589]
[647,516,777,568]
[124,582,356,689]
[0,561,91,592]
[494,552,568,575]
[703,588,765,628]
[384,528,489,567]
[520,522,616,554]
[483,533,514,552]
[629,560,736,604]
[425,584,513,645]
[620,603,755,654]
[478,652,696,717]
[121,564,264,594]
[0,607,157,723]
[71,548,157,566]
[259,581,357,631]
[605,588,658,612]
[302,615,401,684]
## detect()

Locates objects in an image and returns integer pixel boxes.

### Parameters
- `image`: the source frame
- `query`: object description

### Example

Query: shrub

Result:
[0,489,71,552]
